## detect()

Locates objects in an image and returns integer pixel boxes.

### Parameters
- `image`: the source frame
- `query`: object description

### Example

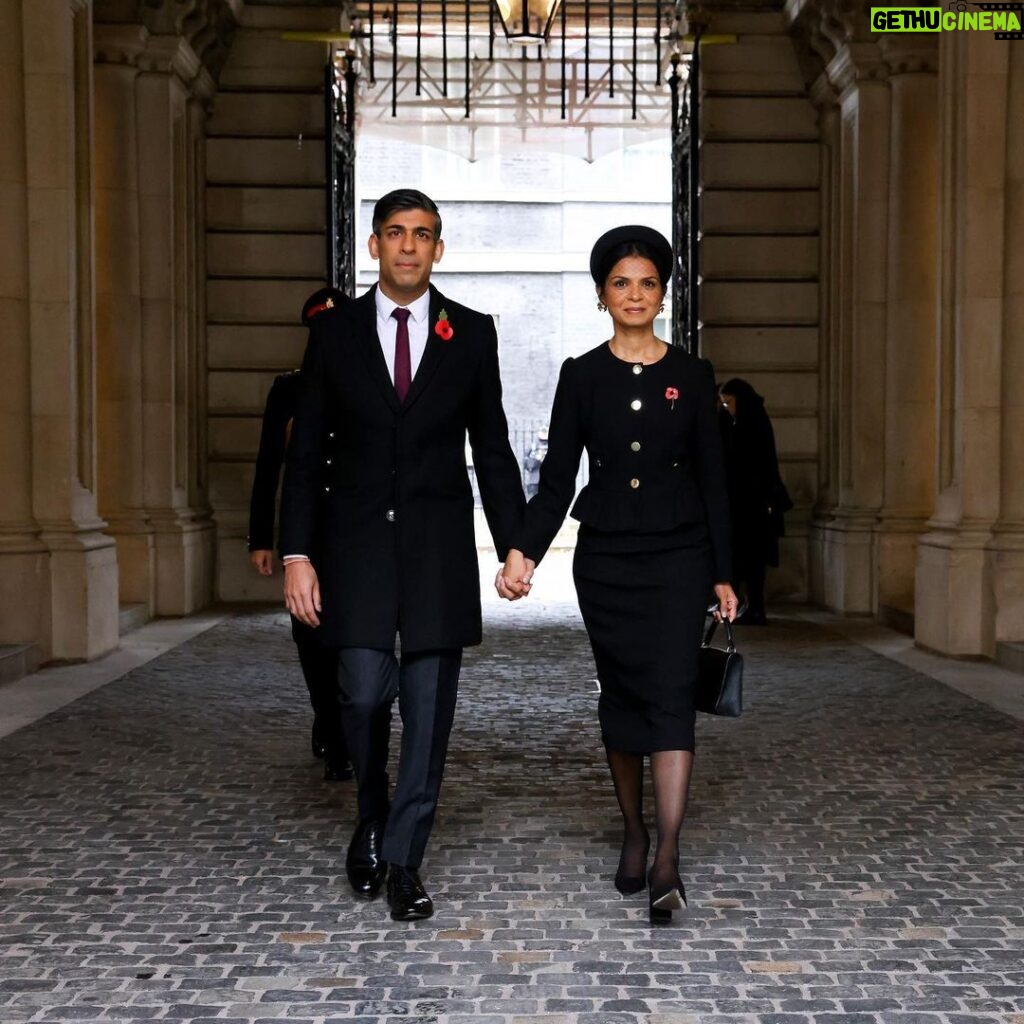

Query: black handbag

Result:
[696,617,744,717]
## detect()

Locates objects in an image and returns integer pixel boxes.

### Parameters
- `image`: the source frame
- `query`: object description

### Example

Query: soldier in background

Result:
[248,287,353,781]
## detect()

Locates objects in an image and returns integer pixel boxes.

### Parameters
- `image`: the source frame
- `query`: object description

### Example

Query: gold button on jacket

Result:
[514,342,733,585]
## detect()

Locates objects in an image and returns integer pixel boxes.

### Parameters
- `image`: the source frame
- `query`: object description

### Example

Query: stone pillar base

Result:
[153,513,216,615]
[43,529,119,661]
[914,527,995,658]
[218,534,281,603]
[770,531,809,602]
[0,535,52,657]
[808,514,876,613]
[106,521,156,612]
[874,515,927,619]
[990,528,1024,644]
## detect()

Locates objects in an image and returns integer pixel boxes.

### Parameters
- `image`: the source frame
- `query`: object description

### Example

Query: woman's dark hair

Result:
[371,188,443,239]
[597,241,670,290]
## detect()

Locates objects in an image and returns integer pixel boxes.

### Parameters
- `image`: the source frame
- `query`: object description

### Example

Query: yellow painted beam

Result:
[281,31,353,43]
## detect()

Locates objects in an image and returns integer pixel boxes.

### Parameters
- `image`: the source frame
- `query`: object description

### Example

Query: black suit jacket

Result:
[279,284,525,651]
[248,372,302,552]
[516,342,732,582]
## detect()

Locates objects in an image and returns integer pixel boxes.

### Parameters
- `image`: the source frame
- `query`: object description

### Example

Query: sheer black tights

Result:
[606,749,647,880]
[605,746,694,889]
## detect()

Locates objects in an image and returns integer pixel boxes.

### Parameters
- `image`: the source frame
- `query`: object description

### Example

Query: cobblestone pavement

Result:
[1,595,1023,1024]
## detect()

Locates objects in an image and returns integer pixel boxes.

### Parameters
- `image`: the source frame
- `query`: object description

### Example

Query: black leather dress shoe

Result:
[345,819,386,899]
[386,865,434,921]
[324,757,354,782]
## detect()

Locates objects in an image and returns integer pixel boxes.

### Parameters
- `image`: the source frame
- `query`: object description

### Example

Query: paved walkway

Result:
[1,578,1023,1024]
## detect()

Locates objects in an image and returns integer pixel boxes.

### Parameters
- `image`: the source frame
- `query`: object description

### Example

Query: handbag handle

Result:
[702,615,737,653]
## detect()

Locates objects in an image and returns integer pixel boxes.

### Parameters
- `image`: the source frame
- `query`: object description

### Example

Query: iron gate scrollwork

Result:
[668,40,699,354]
[325,57,358,294]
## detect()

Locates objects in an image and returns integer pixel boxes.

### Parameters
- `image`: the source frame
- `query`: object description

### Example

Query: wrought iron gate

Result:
[325,58,358,293]
[669,36,700,354]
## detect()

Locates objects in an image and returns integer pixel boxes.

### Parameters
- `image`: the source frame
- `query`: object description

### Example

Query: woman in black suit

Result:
[499,226,738,923]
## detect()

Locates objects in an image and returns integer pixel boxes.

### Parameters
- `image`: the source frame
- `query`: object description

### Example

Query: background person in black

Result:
[248,287,353,782]
[717,377,793,625]
[280,189,525,922]
[499,226,739,924]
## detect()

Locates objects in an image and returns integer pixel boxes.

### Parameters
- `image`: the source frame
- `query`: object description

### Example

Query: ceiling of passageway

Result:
[334,2,687,161]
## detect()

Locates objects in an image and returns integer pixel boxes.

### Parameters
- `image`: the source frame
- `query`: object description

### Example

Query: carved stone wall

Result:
[91,0,239,618]
[781,0,1022,657]
[0,0,237,664]
[0,0,118,662]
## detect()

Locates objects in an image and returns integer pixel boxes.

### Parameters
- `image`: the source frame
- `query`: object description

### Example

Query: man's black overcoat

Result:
[279,284,524,651]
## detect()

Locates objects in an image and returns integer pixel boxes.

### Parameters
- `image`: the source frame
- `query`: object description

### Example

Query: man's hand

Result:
[713,582,739,622]
[284,560,322,627]
[495,550,535,601]
[250,550,274,576]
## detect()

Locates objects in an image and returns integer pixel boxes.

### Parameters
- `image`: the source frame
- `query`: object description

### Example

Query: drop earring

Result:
[659,303,665,313]
[597,301,607,312]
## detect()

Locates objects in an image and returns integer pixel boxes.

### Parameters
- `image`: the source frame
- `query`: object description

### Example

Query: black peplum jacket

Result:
[516,342,733,583]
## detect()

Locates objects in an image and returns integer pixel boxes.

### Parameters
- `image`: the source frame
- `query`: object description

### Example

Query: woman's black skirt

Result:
[572,524,712,753]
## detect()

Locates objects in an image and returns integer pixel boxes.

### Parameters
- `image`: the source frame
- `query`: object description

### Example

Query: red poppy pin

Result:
[435,308,454,341]
[665,386,679,410]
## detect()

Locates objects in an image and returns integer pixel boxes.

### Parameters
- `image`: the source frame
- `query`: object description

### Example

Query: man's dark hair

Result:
[372,189,443,239]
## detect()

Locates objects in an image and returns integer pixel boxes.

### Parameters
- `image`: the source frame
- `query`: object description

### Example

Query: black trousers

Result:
[292,617,347,759]
[336,646,462,868]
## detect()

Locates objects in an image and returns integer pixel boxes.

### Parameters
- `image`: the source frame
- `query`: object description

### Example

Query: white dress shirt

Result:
[375,287,431,383]
[283,287,432,563]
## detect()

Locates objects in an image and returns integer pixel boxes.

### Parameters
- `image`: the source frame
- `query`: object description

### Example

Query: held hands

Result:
[495,549,536,601]
[284,560,322,627]
[713,582,740,622]
[250,550,274,576]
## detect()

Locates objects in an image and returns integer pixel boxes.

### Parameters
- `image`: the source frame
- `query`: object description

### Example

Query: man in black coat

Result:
[248,287,353,781]
[280,189,525,921]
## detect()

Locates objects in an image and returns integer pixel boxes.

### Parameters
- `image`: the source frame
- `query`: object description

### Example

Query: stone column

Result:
[990,46,1024,648]
[874,38,939,628]
[697,9,821,601]
[814,41,891,613]
[135,36,216,615]
[93,24,154,612]
[21,0,118,659]
[915,33,1009,657]
[808,72,841,605]
[0,0,52,654]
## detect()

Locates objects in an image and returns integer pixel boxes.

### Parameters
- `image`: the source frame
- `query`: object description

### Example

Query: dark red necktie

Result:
[392,307,411,402]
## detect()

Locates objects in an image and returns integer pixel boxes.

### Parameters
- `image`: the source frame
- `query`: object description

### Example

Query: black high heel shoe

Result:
[614,834,650,895]
[648,872,687,925]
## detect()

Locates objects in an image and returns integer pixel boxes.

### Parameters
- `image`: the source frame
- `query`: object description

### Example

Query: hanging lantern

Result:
[495,0,562,43]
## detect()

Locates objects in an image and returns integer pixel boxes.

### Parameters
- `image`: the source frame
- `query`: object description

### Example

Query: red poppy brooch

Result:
[435,309,454,341]
[665,386,679,410]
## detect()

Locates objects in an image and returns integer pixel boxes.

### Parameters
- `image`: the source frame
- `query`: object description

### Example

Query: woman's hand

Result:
[713,583,739,622]
[495,549,535,601]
